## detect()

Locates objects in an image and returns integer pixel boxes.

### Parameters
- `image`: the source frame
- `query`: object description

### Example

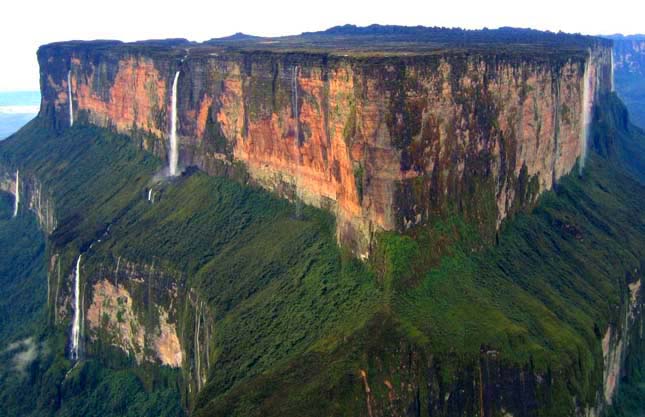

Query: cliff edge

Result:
[37,27,613,256]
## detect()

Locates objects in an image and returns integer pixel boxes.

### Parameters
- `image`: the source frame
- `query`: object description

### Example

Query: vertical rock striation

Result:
[611,36,645,128]
[0,168,57,233]
[37,38,612,256]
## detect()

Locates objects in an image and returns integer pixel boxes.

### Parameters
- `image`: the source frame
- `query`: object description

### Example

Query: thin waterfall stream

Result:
[13,170,19,218]
[169,71,180,176]
[70,255,82,360]
[67,70,74,127]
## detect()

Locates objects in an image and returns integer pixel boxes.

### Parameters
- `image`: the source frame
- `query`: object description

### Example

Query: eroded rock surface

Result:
[37,40,613,255]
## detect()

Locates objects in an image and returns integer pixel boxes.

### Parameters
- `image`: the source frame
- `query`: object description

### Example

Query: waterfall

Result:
[169,71,180,176]
[195,303,202,390]
[147,189,153,202]
[67,70,74,127]
[13,170,19,217]
[70,255,82,360]
[579,61,592,174]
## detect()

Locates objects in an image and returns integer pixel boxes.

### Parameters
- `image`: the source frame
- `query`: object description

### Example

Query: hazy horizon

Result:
[0,91,39,139]
[3,0,644,92]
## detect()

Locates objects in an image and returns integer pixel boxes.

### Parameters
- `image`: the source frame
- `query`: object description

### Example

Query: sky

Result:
[2,0,643,91]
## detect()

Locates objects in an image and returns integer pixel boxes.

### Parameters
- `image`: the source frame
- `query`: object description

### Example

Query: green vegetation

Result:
[0,210,185,417]
[0,124,183,417]
[0,120,382,415]
[0,191,46,342]
[198,147,644,416]
[0,92,642,417]
[95,168,382,401]
[193,94,645,416]
[606,327,645,417]
[0,120,160,255]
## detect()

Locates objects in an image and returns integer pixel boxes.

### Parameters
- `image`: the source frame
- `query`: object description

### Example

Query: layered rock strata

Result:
[38,41,612,255]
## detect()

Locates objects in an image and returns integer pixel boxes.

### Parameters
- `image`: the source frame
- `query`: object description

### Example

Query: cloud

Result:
[3,338,39,376]
[0,105,39,114]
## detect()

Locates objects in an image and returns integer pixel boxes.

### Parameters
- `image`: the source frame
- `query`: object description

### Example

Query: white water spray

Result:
[579,61,592,174]
[147,189,153,202]
[169,71,180,176]
[67,70,74,127]
[70,255,82,360]
[13,170,19,218]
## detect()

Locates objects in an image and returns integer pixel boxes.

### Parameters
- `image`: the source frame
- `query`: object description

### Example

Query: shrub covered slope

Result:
[0,93,642,416]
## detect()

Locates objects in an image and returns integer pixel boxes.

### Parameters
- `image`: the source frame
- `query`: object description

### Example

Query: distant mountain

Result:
[605,34,645,40]
[207,32,262,42]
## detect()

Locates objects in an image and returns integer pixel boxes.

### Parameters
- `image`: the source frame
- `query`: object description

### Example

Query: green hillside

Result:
[0,93,642,416]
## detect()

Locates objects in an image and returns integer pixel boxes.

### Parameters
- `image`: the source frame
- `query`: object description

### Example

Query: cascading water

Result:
[147,189,153,202]
[579,61,592,174]
[169,71,180,176]
[70,255,82,360]
[67,70,74,127]
[13,170,19,218]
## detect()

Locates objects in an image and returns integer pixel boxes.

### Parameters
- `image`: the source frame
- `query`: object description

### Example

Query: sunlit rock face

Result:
[37,41,612,255]
[84,259,183,367]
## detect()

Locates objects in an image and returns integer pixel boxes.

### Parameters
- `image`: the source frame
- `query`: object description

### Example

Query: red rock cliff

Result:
[37,40,613,256]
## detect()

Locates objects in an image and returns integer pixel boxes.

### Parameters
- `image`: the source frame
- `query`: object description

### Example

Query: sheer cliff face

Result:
[614,39,645,76]
[38,44,613,255]
[48,255,191,371]
[0,168,57,233]
[612,38,645,128]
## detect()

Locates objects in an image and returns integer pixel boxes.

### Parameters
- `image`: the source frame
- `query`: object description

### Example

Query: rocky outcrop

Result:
[47,254,185,368]
[356,343,545,417]
[87,279,148,362]
[47,252,212,401]
[611,36,645,128]
[353,274,642,417]
[613,38,645,77]
[0,168,56,233]
[37,38,613,256]
[600,277,642,405]
[186,290,214,395]
[84,258,184,367]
